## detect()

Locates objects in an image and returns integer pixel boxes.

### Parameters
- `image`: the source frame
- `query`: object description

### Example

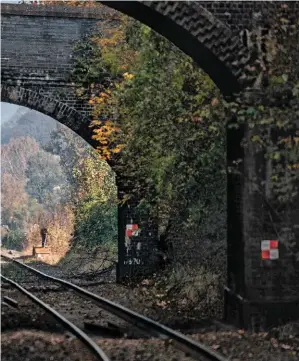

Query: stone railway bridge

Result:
[1,1,299,329]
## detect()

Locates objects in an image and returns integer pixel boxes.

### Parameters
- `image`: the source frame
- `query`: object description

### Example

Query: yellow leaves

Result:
[123,72,135,80]
[98,25,125,51]
[111,144,125,153]
[89,91,111,110]
[90,117,125,161]
[90,96,106,105]
[96,146,112,161]
[98,39,110,47]
[95,97,105,104]
[90,120,101,126]
[104,120,113,126]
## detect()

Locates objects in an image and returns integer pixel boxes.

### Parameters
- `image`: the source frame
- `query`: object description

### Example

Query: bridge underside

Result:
[1,1,299,330]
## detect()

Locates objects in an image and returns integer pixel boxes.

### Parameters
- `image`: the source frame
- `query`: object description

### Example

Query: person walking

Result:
[40,227,48,248]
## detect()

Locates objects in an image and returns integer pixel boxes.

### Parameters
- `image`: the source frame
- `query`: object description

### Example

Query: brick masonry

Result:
[1,4,121,129]
[1,2,299,329]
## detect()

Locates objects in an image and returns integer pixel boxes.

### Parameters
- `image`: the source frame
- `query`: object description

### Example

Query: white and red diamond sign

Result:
[126,224,139,237]
[261,240,279,260]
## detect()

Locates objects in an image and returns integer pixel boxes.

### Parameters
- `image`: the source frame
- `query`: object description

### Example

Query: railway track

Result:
[1,274,110,361]
[1,254,227,361]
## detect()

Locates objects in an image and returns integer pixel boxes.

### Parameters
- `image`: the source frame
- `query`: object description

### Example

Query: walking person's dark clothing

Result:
[40,228,48,248]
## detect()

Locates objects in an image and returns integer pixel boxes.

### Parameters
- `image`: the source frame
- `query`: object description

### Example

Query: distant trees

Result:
[1,112,118,253]
[1,173,28,226]
[1,136,39,181]
[1,134,69,251]
[25,150,68,206]
[46,124,118,249]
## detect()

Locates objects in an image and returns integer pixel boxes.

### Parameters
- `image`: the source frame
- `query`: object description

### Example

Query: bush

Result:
[75,202,117,249]
[166,265,224,318]
[24,206,75,264]
[2,229,26,251]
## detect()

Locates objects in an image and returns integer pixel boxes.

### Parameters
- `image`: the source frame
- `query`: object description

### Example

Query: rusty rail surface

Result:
[1,254,227,361]
[1,274,110,361]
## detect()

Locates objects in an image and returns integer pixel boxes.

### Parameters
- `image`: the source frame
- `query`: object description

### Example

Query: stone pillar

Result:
[116,177,159,282]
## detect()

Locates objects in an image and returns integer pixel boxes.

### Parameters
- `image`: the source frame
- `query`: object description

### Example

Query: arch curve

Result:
[1,85,94,145]
[101,1,255,95]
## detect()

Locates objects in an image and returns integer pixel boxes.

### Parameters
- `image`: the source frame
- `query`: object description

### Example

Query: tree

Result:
[25,150,69,206]
[1,173,28,226]
[68,17,227,270]
[83,19,226,237]
[45,124,88,193]
[1,136,40,182]
[45,123,118,249]
[46,123,117,205]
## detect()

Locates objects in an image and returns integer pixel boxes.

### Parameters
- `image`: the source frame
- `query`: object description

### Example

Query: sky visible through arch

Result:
[1,103,21,125]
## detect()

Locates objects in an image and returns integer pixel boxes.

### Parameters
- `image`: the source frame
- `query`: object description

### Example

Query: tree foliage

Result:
[72,7,299,264]
[1,121,117,252]
[45,123,118,249]
[25,150,68,206]
[1,173,28,225]
[72,17,227,252]
[226,4,299,258]
[1,136,39,182]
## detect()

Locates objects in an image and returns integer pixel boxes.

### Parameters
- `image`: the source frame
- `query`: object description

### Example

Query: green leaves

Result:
[246,107,258,116]
[88,21,227,233]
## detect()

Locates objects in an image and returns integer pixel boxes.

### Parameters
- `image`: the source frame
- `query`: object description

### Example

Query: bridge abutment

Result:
[225,91,299,330]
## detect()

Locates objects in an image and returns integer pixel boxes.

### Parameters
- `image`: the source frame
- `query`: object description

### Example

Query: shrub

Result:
[2,229,26,251]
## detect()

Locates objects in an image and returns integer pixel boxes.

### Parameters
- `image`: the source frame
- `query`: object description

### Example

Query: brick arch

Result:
[101,1,255,96]
[1,84,94,145]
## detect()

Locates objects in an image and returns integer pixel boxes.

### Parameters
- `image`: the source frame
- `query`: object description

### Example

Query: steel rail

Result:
[1,254,227,361]
[3,296,18,308]
[1,274,110,361]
